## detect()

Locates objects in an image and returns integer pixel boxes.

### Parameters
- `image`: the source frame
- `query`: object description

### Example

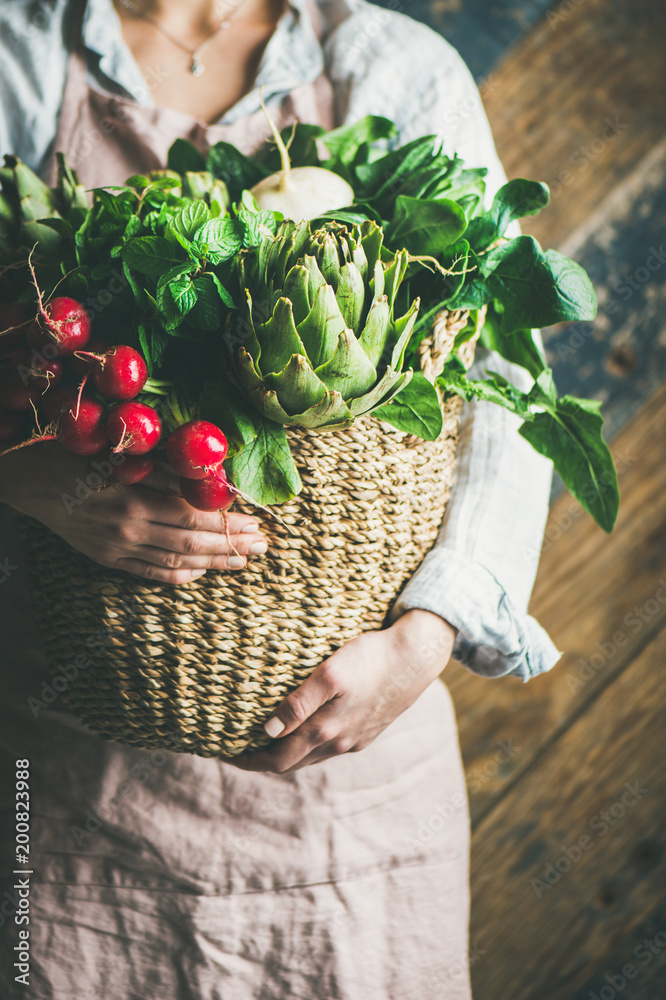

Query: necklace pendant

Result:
[189,55,204,76]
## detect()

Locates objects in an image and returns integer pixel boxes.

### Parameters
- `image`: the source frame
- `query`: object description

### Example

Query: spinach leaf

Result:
[200,376,302,504]
[167,139,206,174]
[478,303,547,379]
[386,196,467,256]
[321,116,396,170]
[478,236,598,333]
[519,396,619,532]
[466,179,549,249]
[206,142,267,199]
[372,372,443,439]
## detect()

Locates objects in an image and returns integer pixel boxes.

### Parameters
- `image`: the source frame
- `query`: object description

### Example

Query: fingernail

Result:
[264,716,285,738]
[241,523,259,533]
[228,555,246,569]
[249,540,268,555]
[190,569,206,578]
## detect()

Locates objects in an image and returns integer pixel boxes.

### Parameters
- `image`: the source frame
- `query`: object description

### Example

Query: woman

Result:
[0,0,559,997]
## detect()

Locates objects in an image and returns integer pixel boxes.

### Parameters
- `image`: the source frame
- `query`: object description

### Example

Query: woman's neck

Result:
[118,0,274,41]
[114,0,288,123]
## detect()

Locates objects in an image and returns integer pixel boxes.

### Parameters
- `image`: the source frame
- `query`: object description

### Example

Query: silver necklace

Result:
[126,1,250,76]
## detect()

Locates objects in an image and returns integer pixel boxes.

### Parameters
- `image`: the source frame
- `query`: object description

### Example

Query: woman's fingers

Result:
[129,543,267,572]
[114,558,210,585]
[262,660,341,739]
[132,484,262,535]
[135,522,267,559]
[137,459,182,496]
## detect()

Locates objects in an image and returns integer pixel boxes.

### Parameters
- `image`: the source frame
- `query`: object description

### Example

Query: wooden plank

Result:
[468,620,666,1000]
[445,380,666,825]
[482,0,666,251]
[544,138,666,467]
[570,904,666,1000]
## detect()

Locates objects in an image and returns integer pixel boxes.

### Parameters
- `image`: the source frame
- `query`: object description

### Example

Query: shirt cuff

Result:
[388,547,563,682]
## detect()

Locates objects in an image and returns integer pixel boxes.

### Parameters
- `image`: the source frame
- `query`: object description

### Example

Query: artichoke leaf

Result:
[390,298,420,370]
[370,258,384,300]
[336,262,364,331]
[263,353,328,415]
[348,367,413,417]
[283,263,312,325]
[318,232,342,288]
[360,220,383,276]
[314,328,378,400]
[297,282,347,369]
[20,195,62,223]
[255,297,308,375]
[302,254,327,306]
[234,345,268,393]
[357,295,391,368]
[382,248,409,311]
[249,383,354,428]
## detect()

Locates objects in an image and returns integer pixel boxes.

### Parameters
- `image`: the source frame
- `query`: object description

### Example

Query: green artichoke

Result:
[231,219,420,429]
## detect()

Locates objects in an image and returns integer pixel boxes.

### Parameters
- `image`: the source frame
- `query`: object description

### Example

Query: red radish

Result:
[166,420,228,479]
[28,297,91,356]
[107,401,161,455]
[60,397,108,455]
[24,355,64,387]
[179,470,236,512]
[60,397,107,454]
[81,345,148,401]
[0,302,33,357]
[112,453,155,484]
[0,408,24,442]
[4,348,63,388]
[0,373,42,411]
[42,383,78,422]
[69,336,111,377]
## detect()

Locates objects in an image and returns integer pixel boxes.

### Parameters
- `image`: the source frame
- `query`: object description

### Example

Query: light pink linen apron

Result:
[0,5,473,998]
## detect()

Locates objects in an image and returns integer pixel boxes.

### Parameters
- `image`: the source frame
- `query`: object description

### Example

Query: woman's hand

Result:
[229,609,457,773]
[0,442,268,583]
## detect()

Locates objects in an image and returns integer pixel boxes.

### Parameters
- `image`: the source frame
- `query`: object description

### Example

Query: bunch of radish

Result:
[1,298,237,512]
[166,420,235,512]
[0,296,161,484]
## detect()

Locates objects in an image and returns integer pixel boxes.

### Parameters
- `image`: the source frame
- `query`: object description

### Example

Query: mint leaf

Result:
[120,236,182,279]
[372,372,443,439]
[519,396,619,532]
[157,271,197,328]
[192,218,243,263]
[188,275,223,330]
[169,202,210,241]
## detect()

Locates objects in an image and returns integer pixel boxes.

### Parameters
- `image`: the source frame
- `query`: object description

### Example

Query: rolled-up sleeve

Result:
[385,35,562,680]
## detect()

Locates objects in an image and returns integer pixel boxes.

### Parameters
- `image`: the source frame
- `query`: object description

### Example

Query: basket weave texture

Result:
[17,312,477,758]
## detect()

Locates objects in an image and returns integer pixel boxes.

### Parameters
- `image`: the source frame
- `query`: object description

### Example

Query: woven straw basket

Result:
[17,310,477,757]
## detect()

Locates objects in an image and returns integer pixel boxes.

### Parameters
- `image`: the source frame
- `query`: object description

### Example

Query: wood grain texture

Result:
[467,620,666,1000]
[482,0,666,251]
[570,904,666,999]
[446,379,666,826]
[543,136,666,476]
